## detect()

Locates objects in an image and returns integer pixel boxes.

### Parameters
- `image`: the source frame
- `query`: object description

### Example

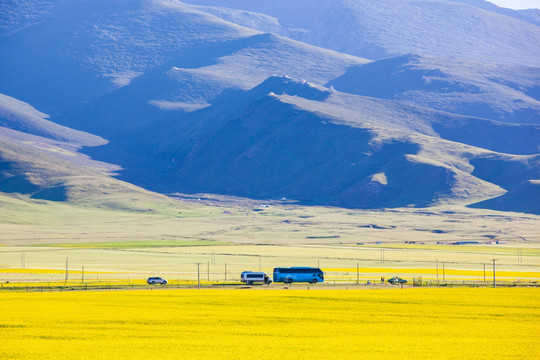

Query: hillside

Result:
[327,54,540,124]
[469,180,540,214]
[0,93,106,147]
[54,30,367,138]
[0,0,365,119]
[185,0,540,66]
[103,76,539,211]
[0,0,258,114]
[0,0,539,214]
[0,134,180,211]
[0,94,178,210]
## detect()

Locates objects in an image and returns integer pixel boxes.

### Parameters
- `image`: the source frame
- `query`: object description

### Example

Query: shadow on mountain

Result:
[468,180,540,214]
[432,119,540,155]
[0,159,41,193]
[1,156,67,201]
[470,155,540,189]
[30,186,68,202]
[116,89,457,208]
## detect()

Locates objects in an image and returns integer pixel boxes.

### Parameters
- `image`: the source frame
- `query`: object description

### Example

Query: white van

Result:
[240,271,272,285]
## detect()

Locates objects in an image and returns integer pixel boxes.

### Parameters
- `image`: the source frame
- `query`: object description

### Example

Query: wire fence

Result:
[2,252,539,292]
[1,276,537,292]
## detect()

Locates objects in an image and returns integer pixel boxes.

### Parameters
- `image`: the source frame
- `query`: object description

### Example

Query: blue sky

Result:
[488,0,540,9]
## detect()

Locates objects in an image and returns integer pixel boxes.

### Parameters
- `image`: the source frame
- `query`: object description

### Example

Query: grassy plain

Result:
[0,191,539,359]
[0,288,538,360]
[0,193,539,285]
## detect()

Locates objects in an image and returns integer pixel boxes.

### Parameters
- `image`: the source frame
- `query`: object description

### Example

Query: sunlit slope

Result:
[0,94,106,145]
[0,0,366,125]
[0,135,178,211]
[186,0,540,67]
[0,92,180,210]
[327,54,540,124]
[0,93,110,171]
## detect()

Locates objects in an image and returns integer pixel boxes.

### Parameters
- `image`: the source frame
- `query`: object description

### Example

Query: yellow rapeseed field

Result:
[1,288,538,360]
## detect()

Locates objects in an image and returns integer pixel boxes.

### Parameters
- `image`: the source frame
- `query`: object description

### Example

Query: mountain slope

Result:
[0,94,176,210]
[185,0,540,66]
[0,93,106,146]
[56,31,367,138]
[0,0,259,114]
[104,76,538,210]
[326,54,540,124]
[1,0,539,214]
[1,0,367,134]
[0,93,115,173]
[469,180,540,214]
[0,132,180,210]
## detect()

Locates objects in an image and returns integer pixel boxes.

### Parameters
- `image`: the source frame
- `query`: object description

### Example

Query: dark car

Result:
[147,277,167,285]
[388,276,407,285]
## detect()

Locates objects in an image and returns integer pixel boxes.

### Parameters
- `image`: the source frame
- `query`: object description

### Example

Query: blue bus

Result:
[273,267,324,284]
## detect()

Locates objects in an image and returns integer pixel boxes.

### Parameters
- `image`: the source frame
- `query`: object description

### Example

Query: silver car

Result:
[147,276,167,285]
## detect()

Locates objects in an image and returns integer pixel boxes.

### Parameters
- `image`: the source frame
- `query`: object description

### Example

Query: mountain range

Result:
[0,0,539,213]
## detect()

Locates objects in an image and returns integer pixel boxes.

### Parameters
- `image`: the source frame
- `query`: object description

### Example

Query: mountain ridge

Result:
[98,75,537,211]
[185,0,540,66]
[1,0,539,214]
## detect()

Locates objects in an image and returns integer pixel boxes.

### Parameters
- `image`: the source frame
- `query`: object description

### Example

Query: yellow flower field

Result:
[1,288,538,360]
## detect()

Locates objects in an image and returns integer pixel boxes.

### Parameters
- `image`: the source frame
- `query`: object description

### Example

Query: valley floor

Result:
[1,194,539,286]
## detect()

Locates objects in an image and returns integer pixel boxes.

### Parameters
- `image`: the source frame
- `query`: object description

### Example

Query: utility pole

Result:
[82,265,84,284]
[483,263,486,283]
[207,261,210,282]
[436,259,439,280]
[64,258,69,285]
[197,263,200,290]
[225,263,227,282]
[492,259,497,288]
[356,262,359,285]
[443,262,445,282]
